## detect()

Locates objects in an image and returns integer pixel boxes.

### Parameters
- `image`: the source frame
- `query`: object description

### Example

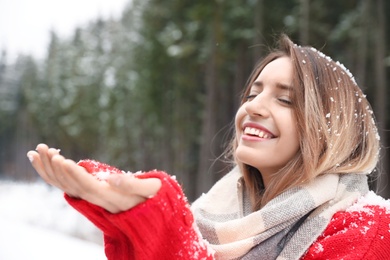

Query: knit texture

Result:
[191,167,372,259]
[302,194,390,260]
[65,160,132,259]
[64,160,390,260]
[65,159,213,260]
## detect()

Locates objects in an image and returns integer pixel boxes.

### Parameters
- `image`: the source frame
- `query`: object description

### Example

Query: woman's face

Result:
[235,57,300,182]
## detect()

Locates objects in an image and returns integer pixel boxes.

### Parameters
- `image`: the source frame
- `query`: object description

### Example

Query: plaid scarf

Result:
[191,167,369,260]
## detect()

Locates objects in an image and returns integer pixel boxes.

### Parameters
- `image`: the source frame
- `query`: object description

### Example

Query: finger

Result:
[35,143,56,177]
[60,159,106,201]
[50,154,79,196]
[27,151,53,184]
[48,147,61,158]
[103,189,146,213]
[107,174,162,199]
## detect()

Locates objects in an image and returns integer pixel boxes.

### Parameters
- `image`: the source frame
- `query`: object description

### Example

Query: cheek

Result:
[284,123,300,152]
[234,106,246,131]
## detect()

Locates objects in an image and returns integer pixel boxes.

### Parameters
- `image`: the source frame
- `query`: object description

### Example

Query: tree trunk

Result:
[355,0,370,86]
[299,0,310,44]
[196,6,224,197]
[374,0,389,199]
[253,0,264,62]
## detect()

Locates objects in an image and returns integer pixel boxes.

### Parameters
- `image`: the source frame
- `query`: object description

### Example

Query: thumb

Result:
[107,174,162,199]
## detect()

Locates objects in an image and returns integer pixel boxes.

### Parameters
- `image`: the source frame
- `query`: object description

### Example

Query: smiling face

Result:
[234,56,300,185]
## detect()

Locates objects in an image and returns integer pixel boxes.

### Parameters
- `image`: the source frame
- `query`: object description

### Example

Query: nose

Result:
[244,93,270,118]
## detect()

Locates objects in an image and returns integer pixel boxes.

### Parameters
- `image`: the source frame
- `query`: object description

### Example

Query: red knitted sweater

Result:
[65,160,390,260]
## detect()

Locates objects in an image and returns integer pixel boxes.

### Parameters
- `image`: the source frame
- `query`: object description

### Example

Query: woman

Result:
[28,34,390,259]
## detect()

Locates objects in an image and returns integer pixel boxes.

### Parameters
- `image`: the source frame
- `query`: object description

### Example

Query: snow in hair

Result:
[309,46,358,86]
[293,43,358,86]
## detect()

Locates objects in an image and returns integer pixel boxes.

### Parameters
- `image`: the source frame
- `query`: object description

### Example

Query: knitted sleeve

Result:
[302,205,390,260]
[106,170,213,260]
[64,160,133,259]
[64,160,214,260]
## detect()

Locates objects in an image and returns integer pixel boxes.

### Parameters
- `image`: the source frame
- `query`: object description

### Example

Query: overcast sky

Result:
[0,0,129,62]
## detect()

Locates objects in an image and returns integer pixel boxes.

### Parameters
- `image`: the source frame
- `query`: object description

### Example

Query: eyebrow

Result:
[252,81,294,91]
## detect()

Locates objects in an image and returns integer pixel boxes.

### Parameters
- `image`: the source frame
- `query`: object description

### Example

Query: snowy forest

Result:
[0,0,389,202]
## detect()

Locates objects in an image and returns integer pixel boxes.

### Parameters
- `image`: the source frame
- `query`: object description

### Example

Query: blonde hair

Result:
[229,35,380,210]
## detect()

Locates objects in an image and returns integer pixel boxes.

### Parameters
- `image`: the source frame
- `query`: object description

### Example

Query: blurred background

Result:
[1,0,389,204]
[1,1,389,257]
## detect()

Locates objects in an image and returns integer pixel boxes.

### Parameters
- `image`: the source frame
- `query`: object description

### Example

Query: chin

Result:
[235,147,258,168]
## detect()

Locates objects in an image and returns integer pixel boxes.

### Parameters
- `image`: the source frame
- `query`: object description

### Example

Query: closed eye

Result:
[245,94,257,102]
[278,98,292,105]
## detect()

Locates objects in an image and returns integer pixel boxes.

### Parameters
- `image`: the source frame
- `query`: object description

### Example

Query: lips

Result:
[242,123,275,139]
[244,127,272,139]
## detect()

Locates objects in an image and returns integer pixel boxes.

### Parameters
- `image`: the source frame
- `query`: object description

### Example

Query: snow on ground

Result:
[0,217,105,259]
[0,180,106,259]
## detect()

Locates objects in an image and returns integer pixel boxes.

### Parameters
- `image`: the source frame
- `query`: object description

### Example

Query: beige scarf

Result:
[191,166,369,260]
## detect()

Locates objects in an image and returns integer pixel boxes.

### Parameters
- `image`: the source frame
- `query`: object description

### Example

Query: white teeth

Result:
[244,127,271,139]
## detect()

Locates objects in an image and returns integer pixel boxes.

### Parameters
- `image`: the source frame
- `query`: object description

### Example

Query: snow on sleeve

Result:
[347,191,390,214]
[77,159,142,180]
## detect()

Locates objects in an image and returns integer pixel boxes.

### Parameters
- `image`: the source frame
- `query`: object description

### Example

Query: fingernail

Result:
[49,148,61,154]
[27,152,34,163]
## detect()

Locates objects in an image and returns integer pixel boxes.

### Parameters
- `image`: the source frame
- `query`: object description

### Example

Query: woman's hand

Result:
[27,144,161,213]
